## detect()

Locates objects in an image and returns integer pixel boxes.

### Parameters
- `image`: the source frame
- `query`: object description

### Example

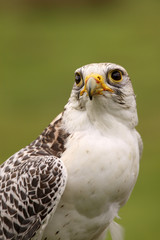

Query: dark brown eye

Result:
[109,70,123,82]
[75,73,83,86]
[111,70,122,81]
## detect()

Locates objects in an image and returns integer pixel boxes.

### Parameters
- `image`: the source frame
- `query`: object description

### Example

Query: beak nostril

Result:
[80,73,113,98]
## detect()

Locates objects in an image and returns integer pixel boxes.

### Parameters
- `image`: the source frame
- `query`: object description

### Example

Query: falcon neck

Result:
[63,98,138,135]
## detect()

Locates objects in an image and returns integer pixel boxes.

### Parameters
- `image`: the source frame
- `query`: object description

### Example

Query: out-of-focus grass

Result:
[0,0,159,239]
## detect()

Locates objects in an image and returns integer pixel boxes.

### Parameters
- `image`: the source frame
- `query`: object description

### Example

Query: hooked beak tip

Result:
[86,77,97,101]
[88,86,93,100]
[89,94,93,101]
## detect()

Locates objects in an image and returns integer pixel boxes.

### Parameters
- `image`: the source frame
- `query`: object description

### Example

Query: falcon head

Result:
[65,63,138,129]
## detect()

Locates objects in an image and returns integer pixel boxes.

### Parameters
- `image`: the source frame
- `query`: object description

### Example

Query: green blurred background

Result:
[0,0,159,239]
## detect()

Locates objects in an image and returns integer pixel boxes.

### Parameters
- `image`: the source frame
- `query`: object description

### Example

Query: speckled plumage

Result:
[0,63,143,240]
[0,115,68,240]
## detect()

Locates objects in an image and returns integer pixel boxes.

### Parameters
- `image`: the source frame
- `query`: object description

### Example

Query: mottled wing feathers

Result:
[0,156,67,240]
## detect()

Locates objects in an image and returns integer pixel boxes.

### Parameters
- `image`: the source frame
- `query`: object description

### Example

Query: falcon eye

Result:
[108,70,123,83]
[75,73,83,87]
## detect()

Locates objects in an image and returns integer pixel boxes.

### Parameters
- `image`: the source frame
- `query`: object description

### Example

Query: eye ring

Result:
[75,72,83,87]
[108,70,123,83]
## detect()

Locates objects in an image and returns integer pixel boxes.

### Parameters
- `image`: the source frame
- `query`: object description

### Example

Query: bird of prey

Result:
[0,63,143,240]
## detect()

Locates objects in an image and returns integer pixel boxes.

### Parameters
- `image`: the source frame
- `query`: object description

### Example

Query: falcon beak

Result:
[80,74,113,100]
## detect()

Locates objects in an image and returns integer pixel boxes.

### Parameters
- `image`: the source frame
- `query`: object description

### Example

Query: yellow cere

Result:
[80,73,113,97]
